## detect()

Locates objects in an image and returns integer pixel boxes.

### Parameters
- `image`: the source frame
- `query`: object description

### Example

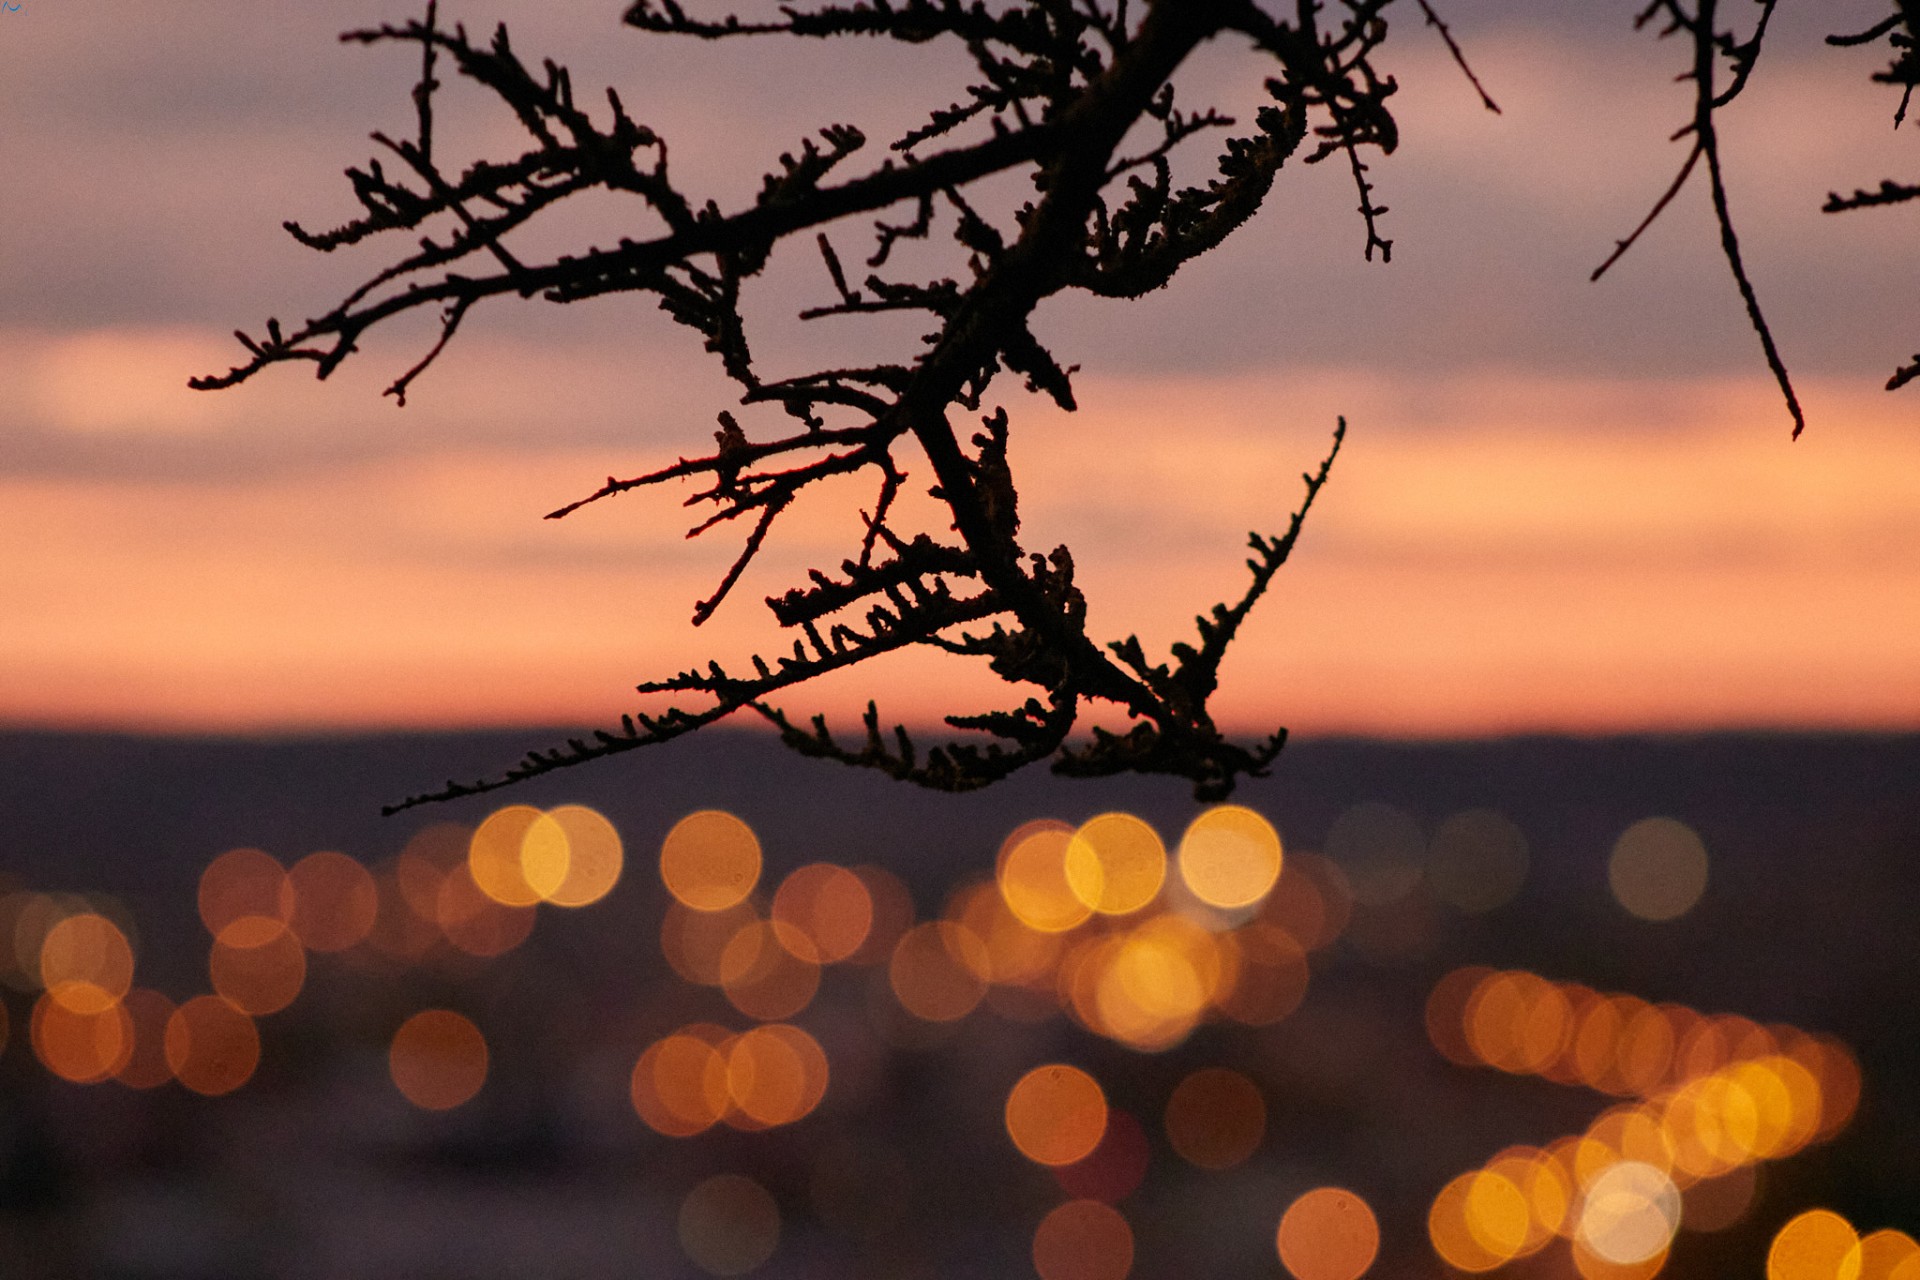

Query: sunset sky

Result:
[2,0,1916,740]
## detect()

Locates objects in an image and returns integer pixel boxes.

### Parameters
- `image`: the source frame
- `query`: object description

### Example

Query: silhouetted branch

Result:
[1824,2,1919,389]
[205,0,1901,808]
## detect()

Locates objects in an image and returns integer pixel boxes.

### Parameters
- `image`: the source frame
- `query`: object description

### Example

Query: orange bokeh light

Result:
[772,863,872,963]
[889,921,990,1023]
[39,912,134,1013]
[1164,1066,1266,1170]
[660,810,761,912]
[468,805,545,908]
[209,915,306,1015]
[165,994,260,1096]
[1277,1187,1380,1280]
[389,1009,488,1110]
[1768,1210,1861,1280]
[719,919,821,1021]
[1064,813,1166,917]
[114,987,176,1089]
[726,1023,830,1128]
[631,1025,731,1138]
[1006,1063,1108,1167]
[31,989,132,1083]
[998,820,1094,934]
[282,851,378,952]
[198,848,288,937]
[1033,1199,1135,1280]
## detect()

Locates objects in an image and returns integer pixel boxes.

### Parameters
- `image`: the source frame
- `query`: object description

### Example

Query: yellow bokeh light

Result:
[1577,1161,1681,1265]
[1093,921,1209,1051]
[1463,1170,1532,1260]
[1769,1210,1863,1280]
[523,804,624,908]
[1006,1063,1108,1166]
[519,812,570,902]
[1034,1199,1135,1280]
[1608,817,1709,922]
[1430,1172,1513,1273]
[1467,970,1572,1076]
[468,805,545,908]
[950,879,1062,988]
[998,821,1095,933]
[1164,1067,1265,1169]
[389,1009,488,1111]
[1276,1186,1380,1280]
[1851,1230,1920,1280]
[1571,1236,1669,1280]
[1063,813,1166,916]
[1177,805,1283,910]
[661,810,762,912]
[1485,1149,1569,1251]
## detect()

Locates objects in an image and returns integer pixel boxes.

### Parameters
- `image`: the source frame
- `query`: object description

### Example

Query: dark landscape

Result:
[0,728,1913,1278]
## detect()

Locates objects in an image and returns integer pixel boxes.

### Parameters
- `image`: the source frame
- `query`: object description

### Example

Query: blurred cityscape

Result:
[0,728,1914,1280]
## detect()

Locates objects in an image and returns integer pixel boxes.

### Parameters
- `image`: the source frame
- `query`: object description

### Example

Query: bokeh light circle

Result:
[198,848,289,936]
[1608,817,1709,921]
[1277,1186,1380,1280]
[1033,1199,1135,1280]
[1427,808,1529,913]
[631,1025,731,1137]
[1007,1064,1108,1166]
[1577,1161,1681,1265]
[164,995,260,1096]
[531,804,625,907]
[468,805,545,907]
[679,1173,780,1276]
[1769,1210,1862,1280]
[209,915,306,1015]
[39,912,134,1012]
[998,821,1094,933]
[661,811,762,912]
[282,851,378,952]
[1064,814,1166,916]
[31,990,132,1083]
[389,1009,488,1111]
[1164,1067,1266,1169]
[772,863,872,962]
[1177,805,1283,909]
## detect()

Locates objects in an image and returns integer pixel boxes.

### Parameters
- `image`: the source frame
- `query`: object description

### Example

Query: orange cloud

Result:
[5,363,1916,739]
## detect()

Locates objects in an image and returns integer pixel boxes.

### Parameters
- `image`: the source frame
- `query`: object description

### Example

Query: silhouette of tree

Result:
[192,0,1916,812]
